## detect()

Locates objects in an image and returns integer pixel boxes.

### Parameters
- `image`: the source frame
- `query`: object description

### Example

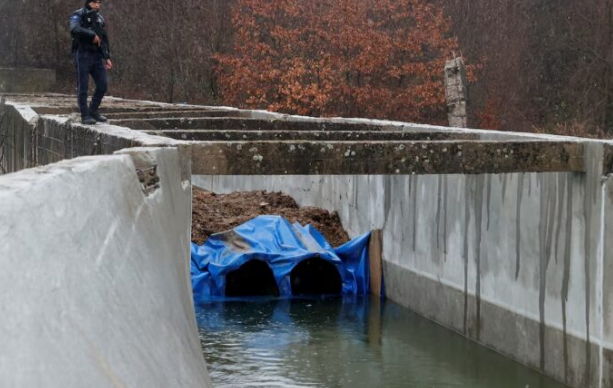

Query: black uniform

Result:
[69,6,111,120]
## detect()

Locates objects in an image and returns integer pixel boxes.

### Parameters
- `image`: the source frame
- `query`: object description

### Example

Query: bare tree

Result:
[105,0,234,103]
[441,0,613,134]
[1,0,610,134]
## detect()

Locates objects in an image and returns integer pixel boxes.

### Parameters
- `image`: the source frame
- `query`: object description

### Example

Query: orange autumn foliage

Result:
[215,0,464,123]
[477,94,502,130]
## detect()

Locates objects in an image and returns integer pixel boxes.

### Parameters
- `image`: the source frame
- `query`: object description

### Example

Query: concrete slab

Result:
[191,140,585,175]
[32,106,203,115]
[3,95,211,116]
[106,110,246,120]
[111,117,403,131]
[149,130,479,142]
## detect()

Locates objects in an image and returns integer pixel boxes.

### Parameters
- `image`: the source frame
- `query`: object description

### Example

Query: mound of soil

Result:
[191,189,350,247]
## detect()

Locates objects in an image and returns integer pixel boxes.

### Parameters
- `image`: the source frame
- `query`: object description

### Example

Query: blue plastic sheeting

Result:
[190,215,371,301]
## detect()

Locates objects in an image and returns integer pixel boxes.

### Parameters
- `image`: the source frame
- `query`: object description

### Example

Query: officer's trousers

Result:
[73,50,107,118]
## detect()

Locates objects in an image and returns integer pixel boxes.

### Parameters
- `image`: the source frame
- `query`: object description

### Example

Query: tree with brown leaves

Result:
[216,0,465,123]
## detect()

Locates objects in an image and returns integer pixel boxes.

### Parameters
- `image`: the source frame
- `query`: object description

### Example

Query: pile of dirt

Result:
[191,189,350,247]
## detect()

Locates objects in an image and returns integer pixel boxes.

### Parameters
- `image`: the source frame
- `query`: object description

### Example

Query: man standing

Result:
[69,0,112,125]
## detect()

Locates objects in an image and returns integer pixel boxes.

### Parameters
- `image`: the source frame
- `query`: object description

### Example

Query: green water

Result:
[196,297,568,388]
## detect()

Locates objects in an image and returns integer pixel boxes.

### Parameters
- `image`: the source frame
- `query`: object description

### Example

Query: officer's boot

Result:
[81,116,97,125]
[90,110,108,123]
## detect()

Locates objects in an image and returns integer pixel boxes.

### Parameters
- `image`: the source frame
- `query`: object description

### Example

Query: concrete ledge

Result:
[1,101,186,175]
[191,140,585,175]
[111,117,404,131]
[34,117,181,168]
[149,130,479,142]
[106,110,245,120]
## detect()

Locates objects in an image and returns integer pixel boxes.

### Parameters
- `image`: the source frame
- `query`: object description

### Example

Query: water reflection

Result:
[196,297,567,388]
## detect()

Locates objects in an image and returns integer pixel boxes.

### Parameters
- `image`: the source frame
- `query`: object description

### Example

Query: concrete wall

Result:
[194,140,613,388]
[3,94,611,387]
[0,68,56,93]
[0,101,178,174]
[602,179,613,386]
[0,101,38,173]
[0,147,212,387]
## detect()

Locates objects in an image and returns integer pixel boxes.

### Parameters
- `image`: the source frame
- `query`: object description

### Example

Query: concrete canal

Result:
[196,297,568,388]
[3,94,612,388]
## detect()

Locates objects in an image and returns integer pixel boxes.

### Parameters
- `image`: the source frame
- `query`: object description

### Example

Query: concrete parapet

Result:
[191,140,584,175]
[0,101,181,175]
[0,147,211,387]
[111,117,402,131]
[149,129,479,142]
[105,109,246,120]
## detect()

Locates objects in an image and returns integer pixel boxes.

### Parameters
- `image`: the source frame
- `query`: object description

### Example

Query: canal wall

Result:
[0,112,212,385]
[194,133,613,388]
[0,100,179,174]
[2,93,611,388]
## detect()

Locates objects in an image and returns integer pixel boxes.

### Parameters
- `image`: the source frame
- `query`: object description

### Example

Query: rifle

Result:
[83,10,110,59]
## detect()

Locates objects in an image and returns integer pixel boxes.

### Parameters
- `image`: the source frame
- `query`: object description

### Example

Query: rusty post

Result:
[369,230,383,296]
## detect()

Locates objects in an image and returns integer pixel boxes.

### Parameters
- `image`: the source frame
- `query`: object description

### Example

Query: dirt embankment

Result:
[191,189,350,247]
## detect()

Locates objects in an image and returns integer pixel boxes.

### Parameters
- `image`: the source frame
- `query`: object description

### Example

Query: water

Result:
[196,297,568,388]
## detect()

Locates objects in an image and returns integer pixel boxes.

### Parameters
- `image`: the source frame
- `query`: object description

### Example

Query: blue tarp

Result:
[190,215,371,301]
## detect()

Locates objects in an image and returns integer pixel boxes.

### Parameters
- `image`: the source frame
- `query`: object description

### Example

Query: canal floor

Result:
[196,297,568,388]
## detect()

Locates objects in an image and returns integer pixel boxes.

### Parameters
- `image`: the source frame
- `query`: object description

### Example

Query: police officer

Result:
[69,0,112,125]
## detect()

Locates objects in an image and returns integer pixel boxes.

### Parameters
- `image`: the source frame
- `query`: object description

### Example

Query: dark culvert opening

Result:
[225,260,280,297]
[290,258,342,296]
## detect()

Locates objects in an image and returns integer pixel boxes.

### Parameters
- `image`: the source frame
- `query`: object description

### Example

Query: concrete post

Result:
[444,57,468,128]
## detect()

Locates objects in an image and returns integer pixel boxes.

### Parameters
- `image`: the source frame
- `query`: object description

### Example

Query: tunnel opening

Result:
[290,257,342,296]
[225,260,280,297]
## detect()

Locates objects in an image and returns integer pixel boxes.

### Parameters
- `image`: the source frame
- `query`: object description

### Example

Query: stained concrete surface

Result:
[151,129,479,141]
[0,147,212,387]
[194,167,612,388]
[105,109,246,119]
[190,140,584,175]
[112,117,405,131]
